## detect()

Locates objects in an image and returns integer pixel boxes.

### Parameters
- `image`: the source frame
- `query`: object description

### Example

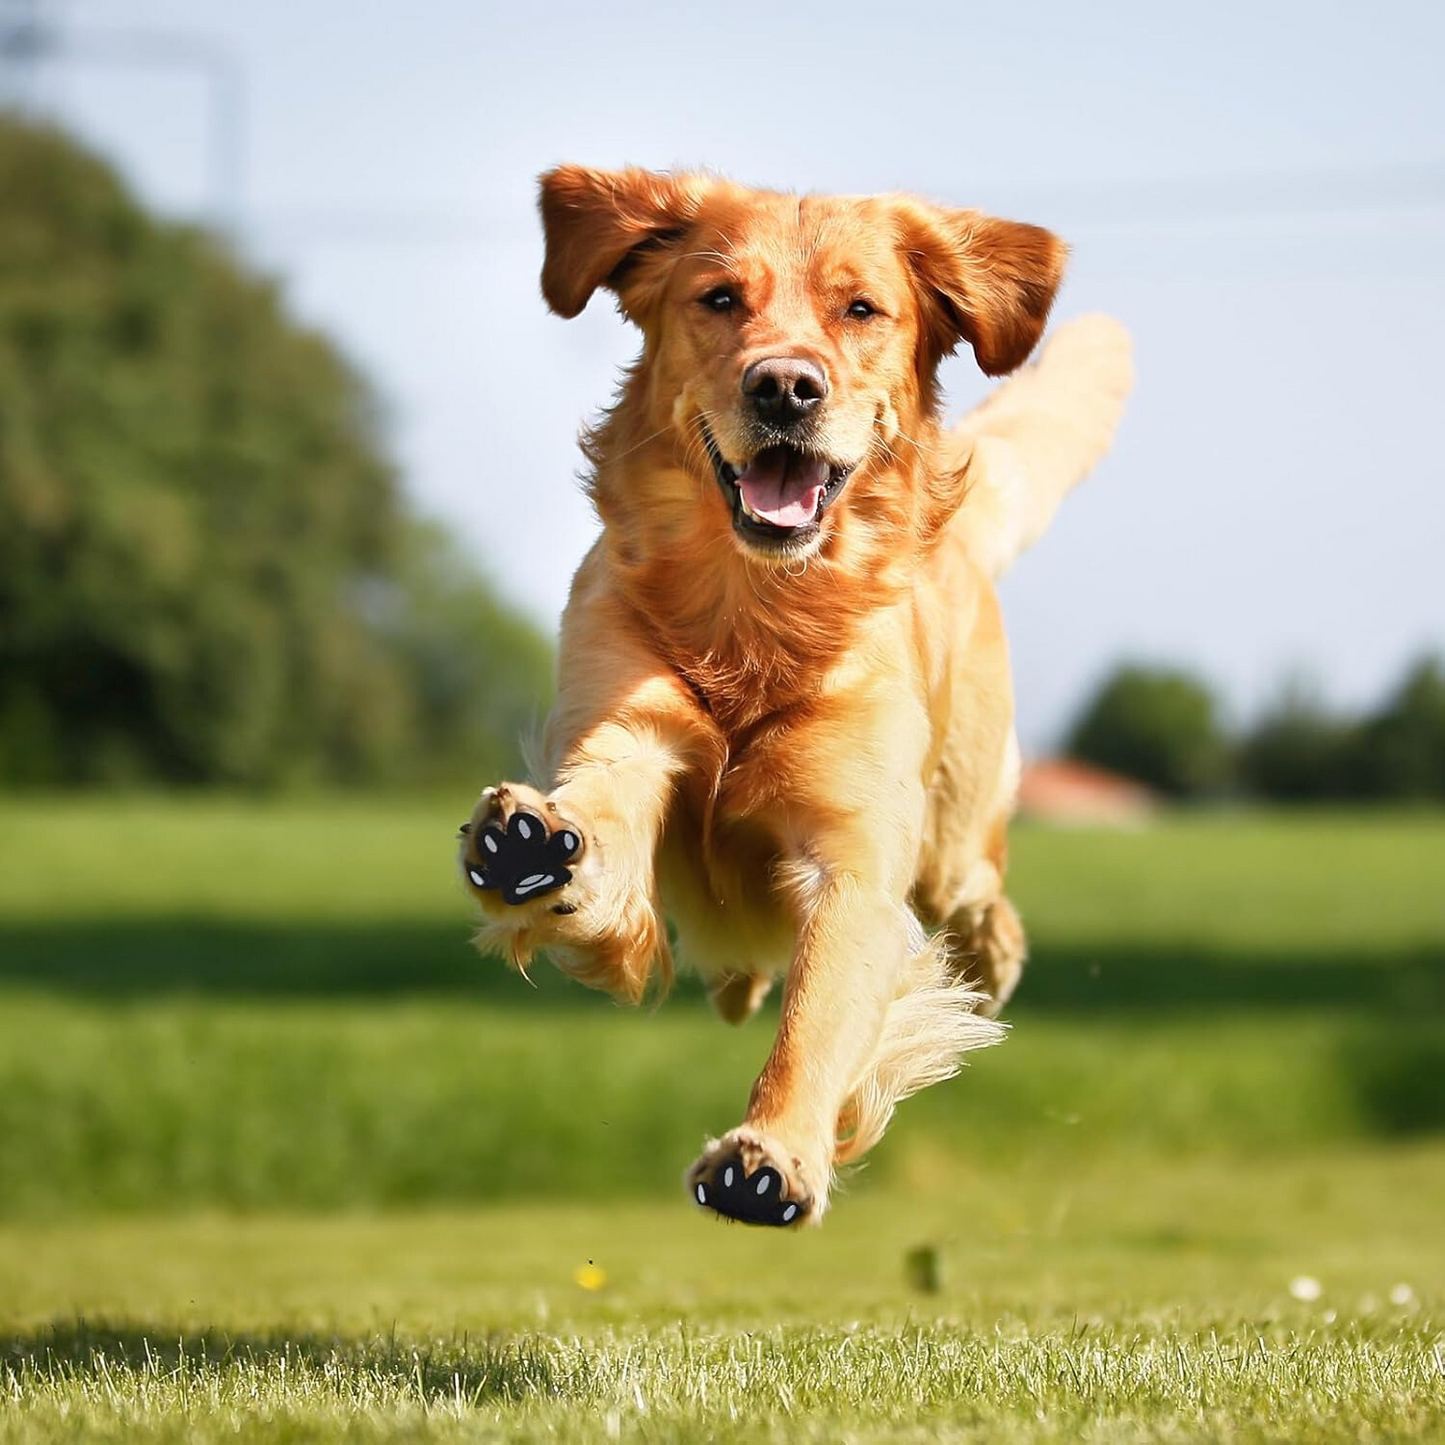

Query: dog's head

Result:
[539,166,1066,562]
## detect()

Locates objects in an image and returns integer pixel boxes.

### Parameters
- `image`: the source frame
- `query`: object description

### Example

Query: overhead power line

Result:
[0,2,245,229]
[4,6,1440,251]
[246,161,1445,251]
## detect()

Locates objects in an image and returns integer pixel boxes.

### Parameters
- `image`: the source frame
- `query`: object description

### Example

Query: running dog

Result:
[460,166,1132,1227]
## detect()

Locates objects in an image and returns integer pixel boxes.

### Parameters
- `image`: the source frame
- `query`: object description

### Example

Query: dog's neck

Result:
[608,531,884,731]
[586,431,959,734]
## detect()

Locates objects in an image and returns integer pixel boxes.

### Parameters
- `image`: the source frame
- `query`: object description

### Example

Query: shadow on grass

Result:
[1342,1023,1445,1135]
[0,919,1440,1015]
[1018,939,1445,1015]
[0,1318,585,1404]
[0,919,606,1007]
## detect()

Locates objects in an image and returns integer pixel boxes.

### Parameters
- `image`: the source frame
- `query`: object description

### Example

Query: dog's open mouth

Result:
[702,425,853,550]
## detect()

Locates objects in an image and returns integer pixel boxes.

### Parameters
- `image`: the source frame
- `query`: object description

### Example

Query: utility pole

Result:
[0,0,246,233]
[0,0,47,112]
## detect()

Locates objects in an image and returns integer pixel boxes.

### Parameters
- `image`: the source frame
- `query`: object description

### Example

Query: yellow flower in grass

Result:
[574,1261,607,1291]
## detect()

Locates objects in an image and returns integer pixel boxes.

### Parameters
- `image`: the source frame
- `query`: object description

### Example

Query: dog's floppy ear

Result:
[897,199,1068,375]
[538,165,707,322]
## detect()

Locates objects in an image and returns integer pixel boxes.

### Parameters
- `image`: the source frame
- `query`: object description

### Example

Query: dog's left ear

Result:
[538,165,708,323]
[897,199,1068,375]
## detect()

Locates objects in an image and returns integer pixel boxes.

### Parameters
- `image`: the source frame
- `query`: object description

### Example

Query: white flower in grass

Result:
[1289,1275,1323,1302]
[1389,1283,1415,1307]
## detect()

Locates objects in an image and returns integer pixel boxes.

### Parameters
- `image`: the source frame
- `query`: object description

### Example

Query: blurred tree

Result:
[1065,664,1229,798]
[1236,657,1445,803]
[377,521,553,786]
[1235,681,1357,801]
[0,116,548,788]
[1349,655,1445,802]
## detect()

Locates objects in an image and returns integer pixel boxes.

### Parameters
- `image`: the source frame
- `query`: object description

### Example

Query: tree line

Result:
[0,116,550,789]
[1066,656,1445,802]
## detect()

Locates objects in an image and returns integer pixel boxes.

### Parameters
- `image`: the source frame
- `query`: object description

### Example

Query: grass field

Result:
[0,797,1442,1439]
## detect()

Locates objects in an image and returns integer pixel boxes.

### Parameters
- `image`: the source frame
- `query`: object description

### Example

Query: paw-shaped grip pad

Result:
[465,809,581,906]
[692,1156,806,1227]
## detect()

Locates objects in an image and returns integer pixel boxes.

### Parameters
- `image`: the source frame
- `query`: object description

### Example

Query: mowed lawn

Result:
[0,797,1442,1440]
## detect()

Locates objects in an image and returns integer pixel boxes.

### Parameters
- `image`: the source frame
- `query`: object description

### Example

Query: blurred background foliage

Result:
[1067,653,1445,803]
[1065,664,1230,798]
[0,116,550,790]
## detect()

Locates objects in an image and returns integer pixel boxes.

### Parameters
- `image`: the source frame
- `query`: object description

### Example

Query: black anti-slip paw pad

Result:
[693,1157,806,1227]
[464,809,580,906]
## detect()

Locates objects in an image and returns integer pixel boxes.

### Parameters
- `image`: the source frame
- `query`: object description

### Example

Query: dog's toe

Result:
[689,1138,813,1227]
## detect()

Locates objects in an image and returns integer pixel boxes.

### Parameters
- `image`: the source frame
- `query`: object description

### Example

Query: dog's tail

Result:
[952,313,1134,581]
[834,916,1006,1167]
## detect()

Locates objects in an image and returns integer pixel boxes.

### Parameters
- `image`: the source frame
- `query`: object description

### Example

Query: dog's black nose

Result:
[742,357,828,425]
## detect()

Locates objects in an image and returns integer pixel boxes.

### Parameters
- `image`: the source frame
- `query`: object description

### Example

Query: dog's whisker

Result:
[674,419,714,481]
[682,250,739,273]
[892,425,944,458]
[610,424,673,463]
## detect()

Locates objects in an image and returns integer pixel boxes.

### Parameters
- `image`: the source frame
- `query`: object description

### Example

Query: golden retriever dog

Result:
[460,166,1132,1228]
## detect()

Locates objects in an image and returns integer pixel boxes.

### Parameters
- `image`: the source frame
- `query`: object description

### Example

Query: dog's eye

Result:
[700,287,738,313]
[846,299,877,320]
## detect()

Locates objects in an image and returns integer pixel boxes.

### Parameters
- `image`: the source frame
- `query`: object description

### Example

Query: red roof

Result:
[1017,757,1158,824]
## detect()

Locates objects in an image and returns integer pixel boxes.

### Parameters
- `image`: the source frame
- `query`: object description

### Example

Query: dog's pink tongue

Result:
[736,450,828,527]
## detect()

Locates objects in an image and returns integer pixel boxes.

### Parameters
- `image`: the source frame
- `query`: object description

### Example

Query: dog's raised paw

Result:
[688,1135,814,1227]
[463,806,581,906]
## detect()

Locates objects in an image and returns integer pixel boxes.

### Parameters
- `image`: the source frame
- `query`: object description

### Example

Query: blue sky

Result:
[10,0,1444,747]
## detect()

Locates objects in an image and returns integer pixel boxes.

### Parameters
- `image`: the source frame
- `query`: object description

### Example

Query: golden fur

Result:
[461,166,1133,1225]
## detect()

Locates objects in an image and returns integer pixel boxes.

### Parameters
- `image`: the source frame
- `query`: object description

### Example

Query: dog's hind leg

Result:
[916,833,1028,1016]
[938,893,1027,1018]
[709,971,774,1024]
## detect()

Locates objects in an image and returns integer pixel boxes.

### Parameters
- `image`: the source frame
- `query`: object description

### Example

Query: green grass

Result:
[5,1315,1439,1443]
[0,998,1440,1215]
[0,796,1442,1438]
[0,799,1441,1214]
[5,796,1443,943]
[0,1177,1441,1441]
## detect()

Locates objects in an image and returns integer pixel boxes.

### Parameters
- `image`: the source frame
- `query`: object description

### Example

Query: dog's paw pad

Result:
[691,1154,808,1227]
[464,808,582,906]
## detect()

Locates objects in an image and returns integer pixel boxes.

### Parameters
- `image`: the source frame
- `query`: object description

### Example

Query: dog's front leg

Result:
[460,557,715,1001]
[687,783,926,1227]
[460,707,705,1003]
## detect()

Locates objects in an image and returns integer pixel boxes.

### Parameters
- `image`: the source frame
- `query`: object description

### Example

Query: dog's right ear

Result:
[538,165,707,322]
